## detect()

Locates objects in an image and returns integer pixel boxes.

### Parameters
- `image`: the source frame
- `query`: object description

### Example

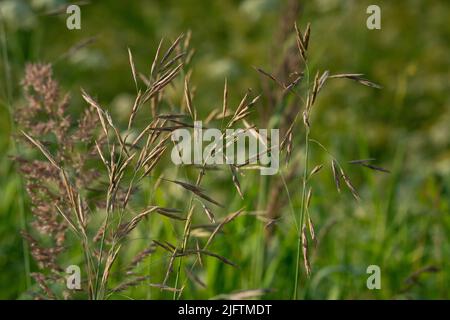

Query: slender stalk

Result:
[94,195,112,299]
[172,198,194,299]
[293,128,310,299]
[173,150,195,300]
[81,236,95,299]
[293,53,311,299]
[280,171,299,232]
[254,174,267,287]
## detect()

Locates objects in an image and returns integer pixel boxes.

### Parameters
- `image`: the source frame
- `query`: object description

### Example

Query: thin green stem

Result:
[253,174,267,287]
[173,197,194,300]
[173,156,196,300]
[280,171,299,232]
[293,128,310,299]
[293,56,311,300]
[94,198,112,300]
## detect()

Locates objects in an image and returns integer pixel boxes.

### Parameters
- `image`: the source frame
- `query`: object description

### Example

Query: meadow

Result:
[0,0,449,300]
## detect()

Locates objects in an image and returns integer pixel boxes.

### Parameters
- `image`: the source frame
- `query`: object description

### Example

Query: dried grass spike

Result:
[222,78,228,120]
[294,22,307,61]
[309,164,323,178]
[160,33,184,66]
[184,76,195,120]
[306,187,313,209]
[230,165,244,199]
[307,214,316,246]
[301,225,311,277]
[303,22,311,50]
[340,168,360,201]
[128,47,138,90]
[201,203,215,223]
[331,160,341,193]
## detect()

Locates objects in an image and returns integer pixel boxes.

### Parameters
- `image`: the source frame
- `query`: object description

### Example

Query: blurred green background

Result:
[0,0,449,299]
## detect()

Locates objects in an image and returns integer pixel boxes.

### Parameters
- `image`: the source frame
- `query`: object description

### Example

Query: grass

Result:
[0,11,31,291]
[0,0,449,300]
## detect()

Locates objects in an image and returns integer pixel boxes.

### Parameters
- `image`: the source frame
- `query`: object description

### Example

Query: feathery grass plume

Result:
[31,273,57,300]
[15,64,103,299]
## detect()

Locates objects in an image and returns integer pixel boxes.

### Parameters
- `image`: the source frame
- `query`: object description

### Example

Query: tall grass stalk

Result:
[293,126,309,299]
[293,54,310,299]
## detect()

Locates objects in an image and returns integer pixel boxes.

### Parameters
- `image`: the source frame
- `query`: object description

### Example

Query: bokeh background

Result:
[0,0,449,299]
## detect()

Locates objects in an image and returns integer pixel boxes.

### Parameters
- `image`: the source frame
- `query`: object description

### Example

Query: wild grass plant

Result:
[1,0,449,300]
[12,20,388,300]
